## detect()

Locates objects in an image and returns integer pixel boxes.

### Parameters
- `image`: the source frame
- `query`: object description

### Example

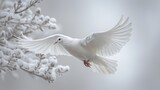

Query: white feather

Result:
[81,16,132,56]
[90,56,117,74]
[18,34,71,56]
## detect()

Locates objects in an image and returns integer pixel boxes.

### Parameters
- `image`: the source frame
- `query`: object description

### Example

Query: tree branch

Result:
[14,0,40,14]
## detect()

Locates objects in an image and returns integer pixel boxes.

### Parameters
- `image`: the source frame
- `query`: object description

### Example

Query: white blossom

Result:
[35,7,41,15]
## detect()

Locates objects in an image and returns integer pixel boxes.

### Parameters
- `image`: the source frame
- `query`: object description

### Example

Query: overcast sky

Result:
[0,0,160,90]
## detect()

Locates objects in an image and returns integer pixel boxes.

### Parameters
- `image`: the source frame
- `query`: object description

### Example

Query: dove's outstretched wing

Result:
[81,16,132,56]
[18,34,71,56]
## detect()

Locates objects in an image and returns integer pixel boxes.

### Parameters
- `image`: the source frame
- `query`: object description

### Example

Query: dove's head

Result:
[55,37,63,44]
[54,35,72,45]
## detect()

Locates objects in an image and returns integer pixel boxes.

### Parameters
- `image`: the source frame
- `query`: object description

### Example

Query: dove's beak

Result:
[54,41,58,44]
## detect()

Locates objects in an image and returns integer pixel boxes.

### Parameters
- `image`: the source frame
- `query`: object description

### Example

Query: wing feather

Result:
[81,16,132,56]
[18,34,71,56]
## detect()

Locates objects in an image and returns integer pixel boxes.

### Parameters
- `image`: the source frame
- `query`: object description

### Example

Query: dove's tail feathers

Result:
[90,56,117,74]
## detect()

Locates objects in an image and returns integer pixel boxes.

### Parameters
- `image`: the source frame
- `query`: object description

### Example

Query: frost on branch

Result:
[0,0,69,83]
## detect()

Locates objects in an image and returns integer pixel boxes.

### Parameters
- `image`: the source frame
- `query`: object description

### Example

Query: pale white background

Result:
[0,0,160,90]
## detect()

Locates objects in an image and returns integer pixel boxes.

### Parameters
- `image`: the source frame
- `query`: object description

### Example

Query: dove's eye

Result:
[58,38,61,41]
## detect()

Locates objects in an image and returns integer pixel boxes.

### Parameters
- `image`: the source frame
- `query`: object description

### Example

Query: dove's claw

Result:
[83,60,91,67]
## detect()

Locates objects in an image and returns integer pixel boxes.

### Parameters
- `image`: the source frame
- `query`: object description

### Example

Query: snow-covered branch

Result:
[0,0,69,83]
[14,0,41,14]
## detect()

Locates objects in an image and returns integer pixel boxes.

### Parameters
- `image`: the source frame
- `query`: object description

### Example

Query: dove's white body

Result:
[18,16,132,74]
[62,38,96,61]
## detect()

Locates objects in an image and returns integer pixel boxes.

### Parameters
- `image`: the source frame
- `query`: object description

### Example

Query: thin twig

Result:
[15,0,40,14]
[20,66,50,81]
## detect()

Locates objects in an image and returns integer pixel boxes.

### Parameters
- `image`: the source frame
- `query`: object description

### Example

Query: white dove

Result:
[18,16,132,74]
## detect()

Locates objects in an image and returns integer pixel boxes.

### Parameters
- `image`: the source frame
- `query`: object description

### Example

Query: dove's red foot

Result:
[83,60,91,67]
